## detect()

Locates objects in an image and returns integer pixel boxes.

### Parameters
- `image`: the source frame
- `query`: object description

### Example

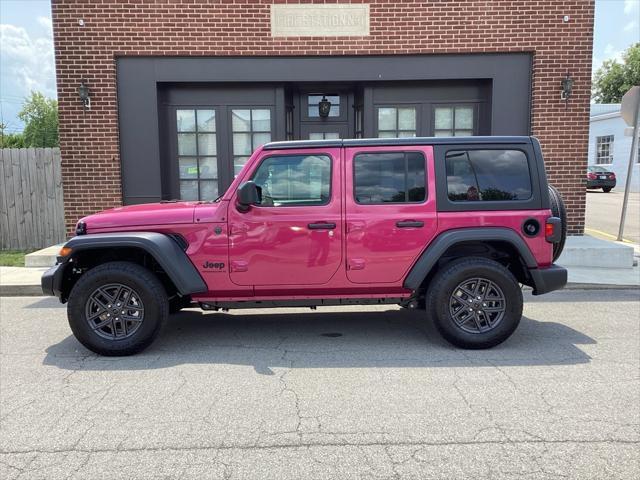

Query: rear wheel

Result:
[548,185,567,262]
[67,261,168,356]
[603,187,612,193]
[426,257,523,349]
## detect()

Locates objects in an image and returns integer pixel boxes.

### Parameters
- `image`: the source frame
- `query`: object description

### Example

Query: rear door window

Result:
[445,149,531,201]
[354,152,426,204]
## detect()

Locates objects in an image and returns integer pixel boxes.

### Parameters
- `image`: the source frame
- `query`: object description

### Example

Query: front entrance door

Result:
[296,90,355,140]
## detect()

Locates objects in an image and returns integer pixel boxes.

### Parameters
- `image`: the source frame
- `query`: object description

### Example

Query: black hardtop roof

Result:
[263,136,535,150]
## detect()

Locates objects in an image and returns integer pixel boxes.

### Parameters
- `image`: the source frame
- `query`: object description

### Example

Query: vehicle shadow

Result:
[43,308,595,374]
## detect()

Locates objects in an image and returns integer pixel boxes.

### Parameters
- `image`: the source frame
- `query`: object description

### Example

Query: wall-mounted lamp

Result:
[560,73,573,105]
[318,96,332,118]
[78,80,91,110]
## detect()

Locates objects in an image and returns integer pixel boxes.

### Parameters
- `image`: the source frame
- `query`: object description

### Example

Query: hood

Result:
[79,201,203,232]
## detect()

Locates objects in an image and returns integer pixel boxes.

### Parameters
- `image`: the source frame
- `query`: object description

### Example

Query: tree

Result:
[592,43,640,103]
[0,124,26,148]
[17,92,59,147]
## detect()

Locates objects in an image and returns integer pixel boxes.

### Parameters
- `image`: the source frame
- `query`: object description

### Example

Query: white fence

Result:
[0,148,66,250]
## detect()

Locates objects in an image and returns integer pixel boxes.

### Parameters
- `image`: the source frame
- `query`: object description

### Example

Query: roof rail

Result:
[263,136,533,150]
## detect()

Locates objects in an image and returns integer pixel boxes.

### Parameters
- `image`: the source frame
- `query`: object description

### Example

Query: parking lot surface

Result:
[1,290,639,479]
[586,190,639,244]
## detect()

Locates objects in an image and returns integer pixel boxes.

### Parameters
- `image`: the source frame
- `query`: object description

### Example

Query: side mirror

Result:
[236,181,261,212]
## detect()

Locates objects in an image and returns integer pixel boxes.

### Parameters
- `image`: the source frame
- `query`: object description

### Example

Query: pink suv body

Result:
[43,136,567,355]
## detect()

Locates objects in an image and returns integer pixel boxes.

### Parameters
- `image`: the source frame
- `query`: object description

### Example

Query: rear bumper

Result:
[529,264,567,295]
[587,179,616,188]
[41,263,65,300]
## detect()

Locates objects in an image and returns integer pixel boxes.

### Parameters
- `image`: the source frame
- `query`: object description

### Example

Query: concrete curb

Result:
[0,285,45,297]
[521,283,640,293]
[564,282,640,290]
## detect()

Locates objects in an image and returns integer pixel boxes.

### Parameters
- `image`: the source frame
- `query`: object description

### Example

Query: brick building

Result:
[51,0,594,234]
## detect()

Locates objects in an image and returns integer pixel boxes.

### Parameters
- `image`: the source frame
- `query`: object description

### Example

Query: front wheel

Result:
[426,257,523,349]
[67,261,168,356]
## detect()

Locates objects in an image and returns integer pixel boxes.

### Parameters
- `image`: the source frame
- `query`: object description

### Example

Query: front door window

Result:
[251,154,331,207]
[176,109,219,200]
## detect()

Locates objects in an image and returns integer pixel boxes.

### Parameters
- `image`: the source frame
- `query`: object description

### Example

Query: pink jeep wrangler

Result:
[43,137,567,355]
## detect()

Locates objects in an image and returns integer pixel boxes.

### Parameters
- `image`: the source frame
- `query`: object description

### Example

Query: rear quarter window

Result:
[445,149,532,202]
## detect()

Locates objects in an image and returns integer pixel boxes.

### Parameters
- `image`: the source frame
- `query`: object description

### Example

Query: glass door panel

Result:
[231,108,272,177]
[301,124,349,140]
[308,132,341,140]
[176,108,219,200]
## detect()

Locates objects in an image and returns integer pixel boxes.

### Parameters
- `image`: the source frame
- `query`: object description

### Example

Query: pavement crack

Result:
[1,438,638,457]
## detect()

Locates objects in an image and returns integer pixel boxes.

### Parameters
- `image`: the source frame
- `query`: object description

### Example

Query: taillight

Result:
[545,222,554,239]
[610,172,616,179]
[587,172,597,180]
[545,217,561,243]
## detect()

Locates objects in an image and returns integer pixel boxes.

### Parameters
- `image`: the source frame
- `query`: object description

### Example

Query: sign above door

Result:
[270,4,370,37]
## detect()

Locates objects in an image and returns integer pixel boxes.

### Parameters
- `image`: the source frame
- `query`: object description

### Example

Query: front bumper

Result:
[529,264,567,295]
[41,263,65,300]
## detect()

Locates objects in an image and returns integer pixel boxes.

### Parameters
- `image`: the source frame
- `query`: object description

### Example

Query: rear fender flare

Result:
[62,232,207,295]
[403,227,537,290]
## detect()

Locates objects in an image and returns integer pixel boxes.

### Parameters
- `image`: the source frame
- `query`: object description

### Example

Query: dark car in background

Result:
[587,166,616,192]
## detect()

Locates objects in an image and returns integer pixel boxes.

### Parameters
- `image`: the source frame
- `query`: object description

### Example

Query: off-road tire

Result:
[603,187,612,193]
[548,185,567,262]
[67,261,168,356]
[426,257,523,349]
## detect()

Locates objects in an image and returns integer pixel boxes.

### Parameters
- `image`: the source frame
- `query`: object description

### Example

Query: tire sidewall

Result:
[548,185,567,262]
[430,259,523,349]
[67,262,167,355]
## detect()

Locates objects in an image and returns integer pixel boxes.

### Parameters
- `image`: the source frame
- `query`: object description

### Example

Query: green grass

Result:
[0,250,28,267]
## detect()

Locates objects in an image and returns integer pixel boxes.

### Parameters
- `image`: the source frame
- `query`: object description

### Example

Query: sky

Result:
[0,0,639,133]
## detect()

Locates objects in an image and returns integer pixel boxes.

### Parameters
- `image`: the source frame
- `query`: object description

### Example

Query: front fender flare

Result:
[62,232,207,295]
[403,227,538,290]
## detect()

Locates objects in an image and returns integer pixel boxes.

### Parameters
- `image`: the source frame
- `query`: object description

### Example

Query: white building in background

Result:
[588,104,639,192]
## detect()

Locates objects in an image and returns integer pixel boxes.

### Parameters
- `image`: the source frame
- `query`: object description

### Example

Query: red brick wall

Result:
[52,0,594,234]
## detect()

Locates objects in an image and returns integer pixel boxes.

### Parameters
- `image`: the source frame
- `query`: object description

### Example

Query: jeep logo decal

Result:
[203,261,225,270]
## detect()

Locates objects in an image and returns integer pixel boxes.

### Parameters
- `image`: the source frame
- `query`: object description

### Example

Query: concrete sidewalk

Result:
[0,263,638,297]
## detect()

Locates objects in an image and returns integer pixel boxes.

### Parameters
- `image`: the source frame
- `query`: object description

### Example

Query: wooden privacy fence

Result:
[0,148,66,250]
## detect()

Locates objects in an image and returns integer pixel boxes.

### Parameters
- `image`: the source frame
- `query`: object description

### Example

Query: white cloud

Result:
[592,43,626,75]
[623,20,637,31]
[0,22,57,102]
[36,16,52,32]
[624,0,639,15]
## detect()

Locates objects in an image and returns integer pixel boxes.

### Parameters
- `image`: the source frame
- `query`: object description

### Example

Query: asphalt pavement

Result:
[1,291,639,479]
[586,190,639,245]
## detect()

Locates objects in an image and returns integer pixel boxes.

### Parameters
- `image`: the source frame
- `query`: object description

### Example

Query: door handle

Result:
[396,220,424,228]
[308,222,336,230]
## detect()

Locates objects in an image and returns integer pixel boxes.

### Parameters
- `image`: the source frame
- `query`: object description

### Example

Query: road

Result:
[586,190,639,244]
[1,291,639,479]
